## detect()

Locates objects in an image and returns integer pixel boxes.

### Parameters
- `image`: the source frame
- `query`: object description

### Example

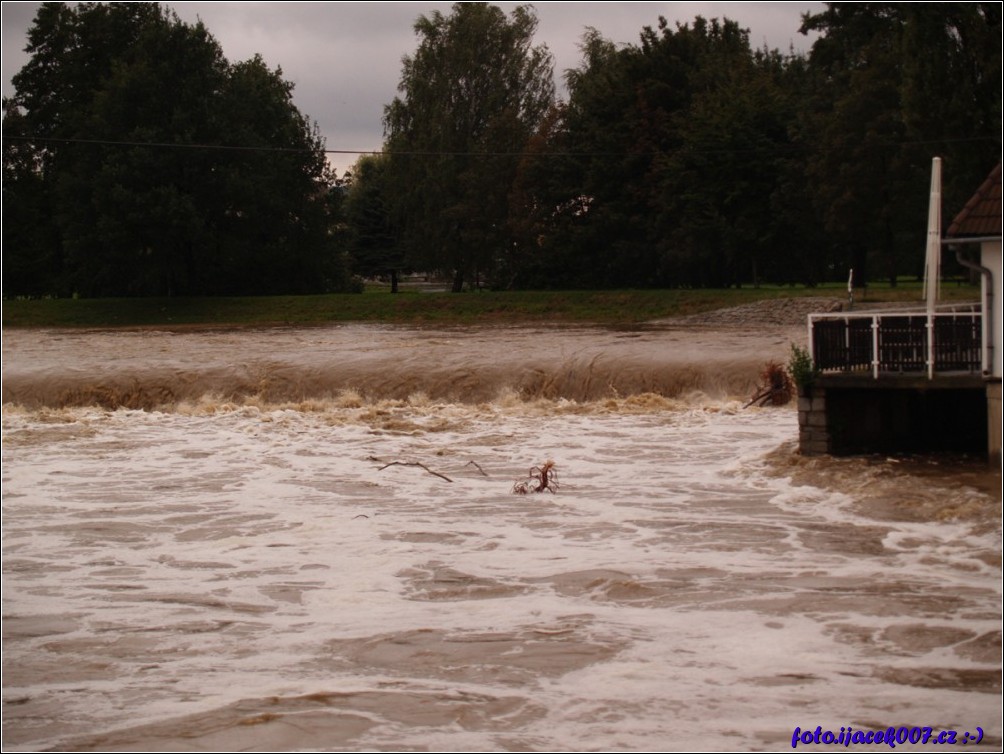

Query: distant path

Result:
[655,296,844,328]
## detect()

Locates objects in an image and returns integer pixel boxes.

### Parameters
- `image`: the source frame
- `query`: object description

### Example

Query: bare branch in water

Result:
[377,461,453,483]
[512,460,558,494]
[466,460,489,476]
[745,361,794,408]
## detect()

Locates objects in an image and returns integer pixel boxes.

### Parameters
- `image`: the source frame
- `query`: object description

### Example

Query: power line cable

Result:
[2,133,999,159]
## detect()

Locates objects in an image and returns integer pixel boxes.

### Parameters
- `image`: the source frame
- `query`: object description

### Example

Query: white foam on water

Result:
[3,324,999,751]
[3,399,999,751]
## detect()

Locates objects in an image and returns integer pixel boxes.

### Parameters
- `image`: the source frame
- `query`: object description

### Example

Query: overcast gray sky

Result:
[2,2,823,174]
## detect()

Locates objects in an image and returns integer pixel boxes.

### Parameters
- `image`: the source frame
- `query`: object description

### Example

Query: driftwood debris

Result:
[512,460,558,495]
[370,456,489,483]
[465,460,489,477]
[745,361,795,408]
[377,461,453,483]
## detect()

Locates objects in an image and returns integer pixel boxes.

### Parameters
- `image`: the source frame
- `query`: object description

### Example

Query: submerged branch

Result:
[377,461,453,482]
[465,460,489,476]
[512,460,558,494]
[745,361,794,408]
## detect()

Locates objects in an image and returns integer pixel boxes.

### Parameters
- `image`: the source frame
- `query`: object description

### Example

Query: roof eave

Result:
[942,235,1002,245]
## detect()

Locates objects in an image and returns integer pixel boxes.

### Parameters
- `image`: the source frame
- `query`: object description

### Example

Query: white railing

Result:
[808,305,983,380]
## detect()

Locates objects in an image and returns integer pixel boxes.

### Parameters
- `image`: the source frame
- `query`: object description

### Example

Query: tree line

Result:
[4,2,1001,298]
[3,2,351,297]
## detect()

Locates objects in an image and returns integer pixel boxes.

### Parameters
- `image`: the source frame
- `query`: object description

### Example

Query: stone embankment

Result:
[663,296,844,329]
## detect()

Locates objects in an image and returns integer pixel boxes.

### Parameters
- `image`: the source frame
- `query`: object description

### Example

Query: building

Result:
[945,163,1002,459]
[798,162,1002,460]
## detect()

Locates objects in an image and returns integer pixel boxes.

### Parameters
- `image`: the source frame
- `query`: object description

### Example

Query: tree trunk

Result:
[451,269,464,293]
[390,269,399,294]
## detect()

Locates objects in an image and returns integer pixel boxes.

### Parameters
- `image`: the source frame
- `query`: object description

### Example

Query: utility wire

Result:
[1,133,626,156]
[2,134,350,154]
[2,132,999,158]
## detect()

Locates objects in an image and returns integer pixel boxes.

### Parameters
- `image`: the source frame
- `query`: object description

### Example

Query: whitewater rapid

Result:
[2,323,1000,751]
[0,323,804,409]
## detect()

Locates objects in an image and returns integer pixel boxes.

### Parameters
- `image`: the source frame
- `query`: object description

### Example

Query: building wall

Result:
[982,239,1002,378]
[980,239,1001,461]
[989,381,1001,462]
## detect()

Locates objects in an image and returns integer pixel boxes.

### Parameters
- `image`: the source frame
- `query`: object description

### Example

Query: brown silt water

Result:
[2,320,999,751]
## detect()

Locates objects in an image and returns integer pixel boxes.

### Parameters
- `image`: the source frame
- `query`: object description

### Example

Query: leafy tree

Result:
[344,154,405,291]
[3,1,349,298]
[798,2,1001,287]
[506,27,654,289]
[2,104,63,295]
[211,54,342,295]
[382,2,555,292]
[648,19,793,288]
[522,17,806,289]
[514,5,999,291]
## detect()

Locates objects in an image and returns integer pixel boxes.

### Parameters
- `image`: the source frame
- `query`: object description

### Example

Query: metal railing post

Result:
[926,313,935,379]
[872,315,880,379]
[844,316,850,370]
[807,314,815,369]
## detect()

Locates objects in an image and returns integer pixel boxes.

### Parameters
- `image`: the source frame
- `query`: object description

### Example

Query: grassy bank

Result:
[2,282,980,329]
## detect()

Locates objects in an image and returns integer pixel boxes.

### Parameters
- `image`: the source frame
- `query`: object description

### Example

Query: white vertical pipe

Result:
[924,157,942,312]
[925,158,942,379]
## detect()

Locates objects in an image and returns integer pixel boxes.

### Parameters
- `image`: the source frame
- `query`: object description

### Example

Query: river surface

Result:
[2,323,1000,751]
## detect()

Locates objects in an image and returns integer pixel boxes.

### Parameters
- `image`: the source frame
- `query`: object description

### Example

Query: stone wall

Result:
[797,380,990,457]
[797,385,830,456]
[988,379,1002,462]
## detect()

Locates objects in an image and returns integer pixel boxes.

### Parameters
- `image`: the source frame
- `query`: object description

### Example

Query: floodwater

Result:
[2,323,1000,751]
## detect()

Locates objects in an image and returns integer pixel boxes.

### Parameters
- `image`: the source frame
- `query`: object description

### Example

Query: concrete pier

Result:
[797,375,990,457]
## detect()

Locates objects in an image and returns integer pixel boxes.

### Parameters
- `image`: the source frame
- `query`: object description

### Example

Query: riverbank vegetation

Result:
[2,282,980,329]
[3,3,999,299]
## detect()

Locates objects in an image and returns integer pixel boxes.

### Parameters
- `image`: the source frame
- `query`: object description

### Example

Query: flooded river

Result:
[2,322,1000,751]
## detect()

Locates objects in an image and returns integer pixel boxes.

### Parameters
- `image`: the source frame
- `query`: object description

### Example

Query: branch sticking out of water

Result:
[377,461,453,483]
[744,361,794,408]
[466,460,489,477]
[512,460,558,494]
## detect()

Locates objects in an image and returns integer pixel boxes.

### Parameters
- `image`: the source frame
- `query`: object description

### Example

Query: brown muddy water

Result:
[2,323,1000,751]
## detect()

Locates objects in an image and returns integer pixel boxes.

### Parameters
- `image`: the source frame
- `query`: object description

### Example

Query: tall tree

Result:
[522,17,806,289]
[211,54,340,295]
[648,18,793,288]
[344,154,405,291]
[799,2,1001,287]
[3,1,349,298]
[383,2,554,291]
[516,5,999,291]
